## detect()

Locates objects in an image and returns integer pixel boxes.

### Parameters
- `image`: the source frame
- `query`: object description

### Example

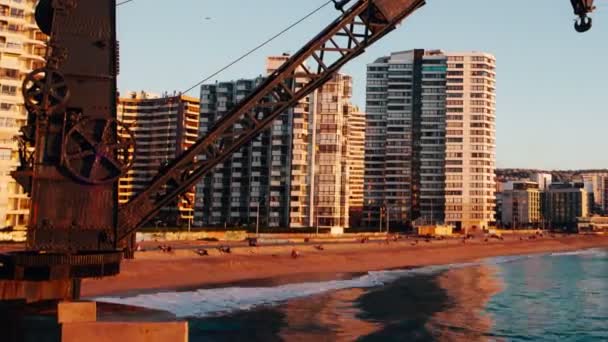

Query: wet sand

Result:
[82,234,608,297]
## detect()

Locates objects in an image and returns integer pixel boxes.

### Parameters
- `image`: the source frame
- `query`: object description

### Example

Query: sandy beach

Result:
[81,234,608,297]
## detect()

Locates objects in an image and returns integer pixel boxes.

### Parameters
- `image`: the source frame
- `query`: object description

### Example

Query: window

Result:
[0,149,11,161]
[1,85,17,95]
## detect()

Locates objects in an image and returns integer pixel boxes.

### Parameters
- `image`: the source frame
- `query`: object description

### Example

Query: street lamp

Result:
[256,200,260,237]
[386,205,390,234]
[379,205,383,233]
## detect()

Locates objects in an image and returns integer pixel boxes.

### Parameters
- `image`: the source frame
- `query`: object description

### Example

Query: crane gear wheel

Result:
[62,117,135,185]
[22,68,70,116]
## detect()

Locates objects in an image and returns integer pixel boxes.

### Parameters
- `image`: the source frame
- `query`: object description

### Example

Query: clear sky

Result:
[117,0,608,170]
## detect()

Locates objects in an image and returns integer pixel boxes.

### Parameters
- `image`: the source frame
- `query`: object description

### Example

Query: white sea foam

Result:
[95,250,605,318]
[550,248,607,257]
[95,257,523,318]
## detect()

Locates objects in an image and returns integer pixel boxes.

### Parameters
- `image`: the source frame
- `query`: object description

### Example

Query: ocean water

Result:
[98,248,608,341]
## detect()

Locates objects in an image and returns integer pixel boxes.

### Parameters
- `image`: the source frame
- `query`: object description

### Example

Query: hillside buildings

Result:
[117,91,200,227]
[195,56,364,233]
[363,49,496,232]
[0,0,47,230]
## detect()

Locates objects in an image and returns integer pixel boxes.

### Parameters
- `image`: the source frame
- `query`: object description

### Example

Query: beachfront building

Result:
[195,77,270,228]
[195,56,360,233]
[577,216,608,233]
[347,107,365,227]
[501,181,541,228]
[542,182,589,230]
[117,91,200,227]
[195,55,302,229]
[363,49,496,232]
[363,49,447,230]
[0,0,47,232]
[443,51,496,232]
[581,173,608,213]
[311,73,355,231]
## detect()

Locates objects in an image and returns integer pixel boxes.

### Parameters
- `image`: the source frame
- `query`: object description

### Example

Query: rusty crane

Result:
[0,0,599,299]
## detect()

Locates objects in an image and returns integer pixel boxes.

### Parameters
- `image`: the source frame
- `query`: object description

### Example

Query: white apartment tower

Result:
[0,0,46,231]
[363,50,496,232]
[444,52,496,231]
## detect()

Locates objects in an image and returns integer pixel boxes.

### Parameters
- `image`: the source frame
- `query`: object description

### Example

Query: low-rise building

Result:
[501,181,541,228]
[416,225,453,237]
[577,216,608,233]
[542,182,589,230]
[582,173,608,214]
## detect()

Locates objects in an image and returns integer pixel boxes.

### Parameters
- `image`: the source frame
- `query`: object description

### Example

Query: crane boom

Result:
[117,0,426,240]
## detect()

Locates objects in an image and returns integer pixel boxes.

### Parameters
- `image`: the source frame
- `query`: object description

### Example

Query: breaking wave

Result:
[550,248,607,257]
[96,250,604,318]
[96,256,526,318]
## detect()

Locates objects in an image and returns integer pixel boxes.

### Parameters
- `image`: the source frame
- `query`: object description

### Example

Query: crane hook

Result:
[571,0,595,32]
[575,15,593,32]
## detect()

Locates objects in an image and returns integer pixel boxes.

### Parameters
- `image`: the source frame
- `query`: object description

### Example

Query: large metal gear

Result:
[62,117,135,185]
[22,68,70,115]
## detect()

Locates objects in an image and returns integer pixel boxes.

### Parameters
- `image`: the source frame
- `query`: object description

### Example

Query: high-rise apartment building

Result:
[0,0,47,231]
[363,50,447,229]
[195,76,273,227]
[195,56,298,229]
[363,50,496,232]
[347,107,365,227]
[312,73,354,229]
[118,91,200,227]
[444,51,496,231]
[196,56,359,232]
